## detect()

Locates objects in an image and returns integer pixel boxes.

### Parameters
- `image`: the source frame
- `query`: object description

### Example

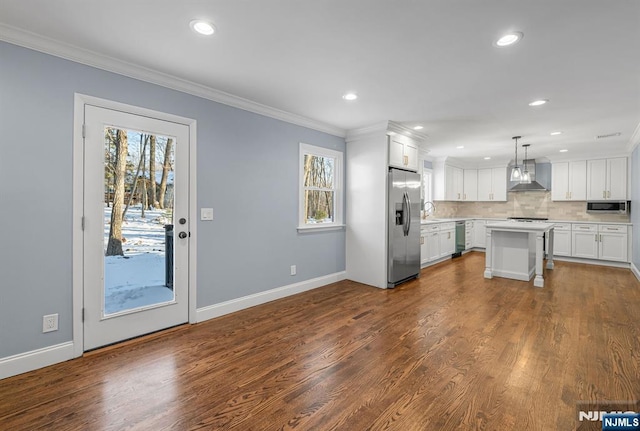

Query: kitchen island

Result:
[484,221,555,287]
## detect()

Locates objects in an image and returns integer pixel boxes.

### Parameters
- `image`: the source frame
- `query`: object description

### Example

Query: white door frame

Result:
[72,93,197,357]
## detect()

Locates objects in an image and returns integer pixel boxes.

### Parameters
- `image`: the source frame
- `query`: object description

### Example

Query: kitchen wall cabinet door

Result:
[463,169,477,201]
[491,167,507,201]
[552,161,587,201]
[389,137,419,172]
[607,158,627,200]
[477,168,507,201]
[445,165,464,201]
[586,158,627,200]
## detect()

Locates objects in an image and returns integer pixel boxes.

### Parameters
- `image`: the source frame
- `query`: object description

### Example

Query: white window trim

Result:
[298,143,344,231]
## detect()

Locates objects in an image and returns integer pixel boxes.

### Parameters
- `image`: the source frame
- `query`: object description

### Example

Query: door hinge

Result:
[81,216,85,231]
[82,308,85,322]
[82,124,86,138]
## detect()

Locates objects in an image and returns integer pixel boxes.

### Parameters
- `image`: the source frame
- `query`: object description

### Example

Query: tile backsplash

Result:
[433,191,630,223]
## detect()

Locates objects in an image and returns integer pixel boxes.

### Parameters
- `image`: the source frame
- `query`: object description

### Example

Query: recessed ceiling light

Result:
[413,125,424,130]
[484,156,491,160]
[495,32,523,47]
[559,149,568,153]
[456,145,464,149]
[550,131,562,136]
[342,92,358,101]
[529,99,548,106]
[190,20,215,36]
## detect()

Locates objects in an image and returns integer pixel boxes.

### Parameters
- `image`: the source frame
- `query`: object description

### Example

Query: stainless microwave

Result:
[586,201,629,214]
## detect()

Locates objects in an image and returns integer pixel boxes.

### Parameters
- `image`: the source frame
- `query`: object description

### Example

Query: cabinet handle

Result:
[569,191,572,199]
[595,234,598,242]
[420,236,424,245]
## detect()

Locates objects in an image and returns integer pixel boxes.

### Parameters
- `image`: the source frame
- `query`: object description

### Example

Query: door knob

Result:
[179,218,186,225]
[178,231,187,239]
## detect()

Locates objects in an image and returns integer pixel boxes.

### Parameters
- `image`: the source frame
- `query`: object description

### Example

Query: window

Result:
[299,143,343,230]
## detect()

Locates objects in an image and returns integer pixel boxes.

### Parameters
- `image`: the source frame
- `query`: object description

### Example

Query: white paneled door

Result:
[82,105,190,350]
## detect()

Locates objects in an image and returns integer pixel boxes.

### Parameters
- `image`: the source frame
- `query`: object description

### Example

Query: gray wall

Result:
[631,145,640,270]
[0,41,346,358]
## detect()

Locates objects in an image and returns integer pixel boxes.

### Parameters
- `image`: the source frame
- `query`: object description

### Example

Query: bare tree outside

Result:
[303,154,334,223]
[105,128,128,256]
[148,134,157,208]
[122,133,148,220]
[158,138,173,210]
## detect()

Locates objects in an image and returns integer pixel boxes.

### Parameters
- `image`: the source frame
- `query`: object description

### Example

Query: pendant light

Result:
[521,144,532,184]
[509,136,522,181]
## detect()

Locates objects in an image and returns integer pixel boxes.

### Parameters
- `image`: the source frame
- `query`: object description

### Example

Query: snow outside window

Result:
[298,143,343,230]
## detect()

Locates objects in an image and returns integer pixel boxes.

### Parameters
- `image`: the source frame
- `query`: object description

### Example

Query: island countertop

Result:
[485,221,555,232]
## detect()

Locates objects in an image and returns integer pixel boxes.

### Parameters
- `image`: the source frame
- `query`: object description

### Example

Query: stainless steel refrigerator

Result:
[388,168,421,287]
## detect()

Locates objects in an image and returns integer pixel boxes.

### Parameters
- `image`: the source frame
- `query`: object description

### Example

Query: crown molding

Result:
[345,120,429,148]
[0,23,346,138]
[627,121,640,153]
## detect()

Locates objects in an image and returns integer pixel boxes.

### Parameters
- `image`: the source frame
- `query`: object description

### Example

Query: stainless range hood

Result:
[508,160,551,192]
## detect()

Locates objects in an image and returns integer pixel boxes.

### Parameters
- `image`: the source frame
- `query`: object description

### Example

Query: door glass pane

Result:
[103,127,175,316]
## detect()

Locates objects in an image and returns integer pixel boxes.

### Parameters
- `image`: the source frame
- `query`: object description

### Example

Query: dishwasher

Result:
[453,221,465,258]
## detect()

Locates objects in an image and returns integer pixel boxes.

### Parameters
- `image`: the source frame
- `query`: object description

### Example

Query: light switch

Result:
[200,208,214,221]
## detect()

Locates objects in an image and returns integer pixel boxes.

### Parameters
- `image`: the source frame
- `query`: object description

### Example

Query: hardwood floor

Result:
[1,252,639,430]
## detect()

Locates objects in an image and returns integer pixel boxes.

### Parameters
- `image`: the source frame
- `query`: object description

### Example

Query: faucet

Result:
[423,201,436,219]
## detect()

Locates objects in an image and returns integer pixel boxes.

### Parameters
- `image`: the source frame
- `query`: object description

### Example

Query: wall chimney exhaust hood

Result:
[508,160,551,191]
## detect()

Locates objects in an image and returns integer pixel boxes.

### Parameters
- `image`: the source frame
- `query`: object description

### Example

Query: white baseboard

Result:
[631,262,640,282]
[0,341,75,380]
[196,271,347,323]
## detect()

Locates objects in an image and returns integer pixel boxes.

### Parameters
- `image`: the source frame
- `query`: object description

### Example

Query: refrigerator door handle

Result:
[401,192,407,236]
[405,192,412,236]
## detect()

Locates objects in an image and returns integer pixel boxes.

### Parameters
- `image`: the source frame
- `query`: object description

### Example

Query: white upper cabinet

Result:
[463,169,478,201]
[477,167,507,201]
[444,165,464,200]
[586,157,627,200]
[551,160,586,201]
[389,136,418,172]
[434,163,479,201]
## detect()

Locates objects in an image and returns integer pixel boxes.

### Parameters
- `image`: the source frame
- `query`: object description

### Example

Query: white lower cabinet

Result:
[439,223,456,257]
[598,225,628,262]
[572,224,598,259]
[421,220,629,266]
[421,224,441,264]
[420,222,455,264]
[571,223,628,262]
[420,229,428,265]
[547,223,571,257]
[465,221,473,250]
[473,220,487,248]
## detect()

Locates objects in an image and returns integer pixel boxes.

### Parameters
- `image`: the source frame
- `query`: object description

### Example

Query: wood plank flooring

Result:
[1,252,639,430]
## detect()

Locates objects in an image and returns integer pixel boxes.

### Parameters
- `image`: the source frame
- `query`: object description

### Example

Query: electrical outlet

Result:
[290,265,296,276]
[43,314,58,333]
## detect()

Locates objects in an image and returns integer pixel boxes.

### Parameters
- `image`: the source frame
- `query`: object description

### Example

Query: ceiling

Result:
[1,1,639,164]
